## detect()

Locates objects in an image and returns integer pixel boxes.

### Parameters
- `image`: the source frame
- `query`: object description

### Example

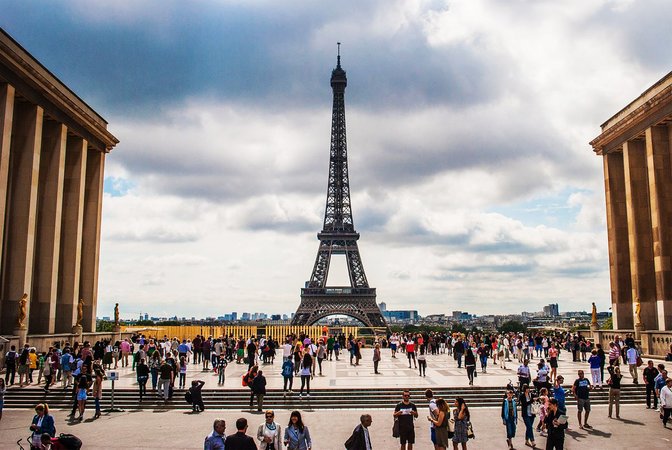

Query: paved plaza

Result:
[2,348,671,448]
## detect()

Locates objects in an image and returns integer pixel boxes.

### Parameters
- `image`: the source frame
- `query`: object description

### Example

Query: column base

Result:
[113,325,121,333]
[13,327,27,348]
[634,323,643,340]
[71,325,83,336]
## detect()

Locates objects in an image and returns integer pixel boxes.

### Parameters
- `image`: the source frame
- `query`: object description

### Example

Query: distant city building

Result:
[102,316,110,321]
[241,312,250,321]
[144,313,149,321]
[271,314,281,321]
[379,302,387,311]
[543,304,560,317]
[231,312,238,321]
[452,311,472,321]
[383,310,418,322]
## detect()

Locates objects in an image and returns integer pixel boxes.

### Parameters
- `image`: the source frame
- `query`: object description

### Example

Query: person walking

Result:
[452,397,470,450]
[606,365,622,419]
[344,414,373,450]
[4,345,17,386]
[394,390,418,450]
[571,370,592,429]
[373,343,381,375]
[179,356,188,389]
[252,369,267,412]
[136,358,150,401]
[299,353,313,398]
[92,364,103,419]
[464,348,476,386]
[217,355,228,385]
[257,410,281,450]
[588,349,602,389]
[643,360,660,409]
[204,418,227,450]
[158,359,173,401]
[284,410,312,450]
[406,339,417,369]
[227,417,258,449]
[517,360,531,392]
[519,384,537,448]
[281,358,294,395]
[625,345,639,384]
[501,390,517,449]
[661,378,672,428]
[544,399,567,450]
[427,398,451,450]
[548,345,558,383]
[418,347,427,377]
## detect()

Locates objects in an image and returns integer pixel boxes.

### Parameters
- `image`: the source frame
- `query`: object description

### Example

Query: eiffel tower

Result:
[292,46,386,328]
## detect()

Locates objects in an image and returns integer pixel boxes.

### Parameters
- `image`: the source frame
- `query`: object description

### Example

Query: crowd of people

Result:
[3,329,672,449]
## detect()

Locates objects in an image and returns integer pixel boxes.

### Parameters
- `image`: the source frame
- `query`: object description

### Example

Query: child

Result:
[179,356,187,389]
[536,387,549,437]
[217,356,228,385]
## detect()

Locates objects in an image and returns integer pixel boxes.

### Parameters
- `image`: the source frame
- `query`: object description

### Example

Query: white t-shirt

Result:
[428,399,438,429]
[283,344,293,358]
[626,347,638,364]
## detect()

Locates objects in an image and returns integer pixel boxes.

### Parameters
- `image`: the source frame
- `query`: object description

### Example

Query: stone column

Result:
[646,124,672,330]
[604,151,632,329]
[0,103,42,335]
[0,83,15,274]
[80,149,105,332]
[55,136,87,333]
[623,139,657,330]
[30,122,67,334]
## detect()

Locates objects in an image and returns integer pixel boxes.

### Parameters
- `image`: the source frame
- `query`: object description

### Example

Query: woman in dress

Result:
[257,409,282,449]
[284,410,312,450]
[452,397,470,450]
[428,397,451,450]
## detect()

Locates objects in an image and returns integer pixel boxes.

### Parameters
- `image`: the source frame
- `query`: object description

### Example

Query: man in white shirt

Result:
[425,389,439,449]
[660,378,672,428]
[626,346,639,384]
[282,340,293,362]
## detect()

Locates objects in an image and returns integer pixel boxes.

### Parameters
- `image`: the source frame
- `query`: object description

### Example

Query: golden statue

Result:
[76,298,85,327]
[591,302,598,326]
[634,298,642,326]
[16,293,28,328]
[114,303,120,327]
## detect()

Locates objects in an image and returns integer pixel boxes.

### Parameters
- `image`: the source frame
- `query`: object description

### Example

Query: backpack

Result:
[5,351,16,366]
[185,390,193,404]
[281,362,293,377]
[57,433,82,450]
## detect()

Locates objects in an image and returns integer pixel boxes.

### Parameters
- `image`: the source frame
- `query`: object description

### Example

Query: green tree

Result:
[451,322,467,334]
[600,317,613,330]
[498,320,527,334]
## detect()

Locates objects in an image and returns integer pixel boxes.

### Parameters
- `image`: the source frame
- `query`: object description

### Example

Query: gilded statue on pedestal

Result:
[114,303,120,327]
[16,293,28,328]
[76,298,85,327]
[634,298,642,326]
[591,302,598,326]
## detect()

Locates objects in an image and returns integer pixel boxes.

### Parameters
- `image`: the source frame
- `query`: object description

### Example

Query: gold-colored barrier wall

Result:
[121,325,362,342]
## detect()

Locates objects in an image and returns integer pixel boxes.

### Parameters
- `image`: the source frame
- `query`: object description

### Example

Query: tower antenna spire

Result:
[337,42,341,67]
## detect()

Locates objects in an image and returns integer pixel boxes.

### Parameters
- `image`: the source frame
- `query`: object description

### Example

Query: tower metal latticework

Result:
[292,49,386,328]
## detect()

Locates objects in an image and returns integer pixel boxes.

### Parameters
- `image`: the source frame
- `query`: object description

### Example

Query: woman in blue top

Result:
[501,390,517,449]
[30,403,55,448]
[588,349,603,389]
[284,410,312,450]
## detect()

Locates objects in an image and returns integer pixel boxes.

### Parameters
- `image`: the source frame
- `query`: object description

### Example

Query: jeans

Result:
[138,376,148,398]
[505,418,516,439]
[151,368,159,390]
[255,394,264,411]
[158,378,170,399]
[218,369,226,384]
[466,366,475,384]
[590,368,602,387]
[646,383,657,408]
[283,377,293,391]
[456,353,463,368]
[522,414,535,442]
[300,375,310,395]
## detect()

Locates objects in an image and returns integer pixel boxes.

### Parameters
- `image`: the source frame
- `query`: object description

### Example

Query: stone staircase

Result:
[2,384,648,411]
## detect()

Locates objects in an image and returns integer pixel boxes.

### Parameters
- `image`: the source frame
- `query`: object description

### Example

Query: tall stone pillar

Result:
[80,149,105,332]
[55,136,87,333]
[30,122,67,334]
[646,124,672,330]
[0,84,15,277]
[623,139,657,330]
[0,103,42,334]
[604,151,632,329]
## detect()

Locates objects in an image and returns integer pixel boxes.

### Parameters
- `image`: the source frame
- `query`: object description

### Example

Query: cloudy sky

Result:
[3,0,671,320]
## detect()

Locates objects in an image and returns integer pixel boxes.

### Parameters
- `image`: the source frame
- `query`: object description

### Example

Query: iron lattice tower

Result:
[292,47,386,327]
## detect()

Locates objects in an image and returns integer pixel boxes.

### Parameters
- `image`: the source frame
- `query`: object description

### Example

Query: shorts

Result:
[400,428,415,444]
[430,427,436,444]
[550,357,558,368]
[390,343,397,351]
[577,398,591,412]
[203,351,211,359]
[77,388,88,401]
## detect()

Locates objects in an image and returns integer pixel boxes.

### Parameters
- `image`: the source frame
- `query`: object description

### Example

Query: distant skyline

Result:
[3,1,672,319]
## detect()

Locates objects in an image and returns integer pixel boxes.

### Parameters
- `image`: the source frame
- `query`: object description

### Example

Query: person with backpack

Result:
[60,349,73,389]
[244,366,259,407]
[281,358,294,395]
[5,345,17,385]
[186,379,205,413]
[251,370,267,412]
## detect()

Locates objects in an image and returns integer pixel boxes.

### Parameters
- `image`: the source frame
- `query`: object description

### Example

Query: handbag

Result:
[531,401,541,415]
[392,418,400,438]
[636,355,643,367]
[467,421,475,439]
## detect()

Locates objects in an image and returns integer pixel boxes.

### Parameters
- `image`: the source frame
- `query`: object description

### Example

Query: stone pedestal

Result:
[634,323,643,340]
[13,327,27,348]
[71,324,83,341]
[113,325,121,333]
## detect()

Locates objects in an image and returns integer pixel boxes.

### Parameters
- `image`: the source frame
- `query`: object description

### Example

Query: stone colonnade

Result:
[591,71,672,332]
[0,29,117,335]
